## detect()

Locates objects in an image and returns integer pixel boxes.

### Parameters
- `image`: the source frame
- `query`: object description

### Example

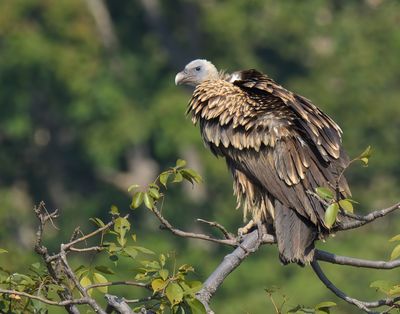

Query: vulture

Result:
[175,59,350,265]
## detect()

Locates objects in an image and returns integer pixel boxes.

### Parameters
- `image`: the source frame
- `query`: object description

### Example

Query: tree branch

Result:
[196,230,272,313]
[311,261,400,313]
[334,202,400,231]
[316,250,400,269]
[152,206,238,246]
[0,289,89,307]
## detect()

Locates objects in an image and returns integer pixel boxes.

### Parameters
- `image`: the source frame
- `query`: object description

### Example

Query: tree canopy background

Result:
[0,1,399,313]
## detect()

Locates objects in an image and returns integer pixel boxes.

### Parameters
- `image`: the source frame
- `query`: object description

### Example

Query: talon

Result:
[238,219,255,237]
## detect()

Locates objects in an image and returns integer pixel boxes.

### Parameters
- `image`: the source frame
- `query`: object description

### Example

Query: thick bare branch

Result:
[311,261,400,313]
[316,250,400,269]
[105,294,134,314]
[196,230,268,313]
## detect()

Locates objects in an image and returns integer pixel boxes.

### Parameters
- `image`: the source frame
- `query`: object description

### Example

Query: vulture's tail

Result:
[274,201,316,266]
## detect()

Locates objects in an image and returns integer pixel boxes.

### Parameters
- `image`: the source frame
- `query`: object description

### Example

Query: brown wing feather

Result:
[187,76,350,225]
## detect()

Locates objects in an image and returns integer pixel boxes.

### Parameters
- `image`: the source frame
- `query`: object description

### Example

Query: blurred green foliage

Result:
[0,0,399,313]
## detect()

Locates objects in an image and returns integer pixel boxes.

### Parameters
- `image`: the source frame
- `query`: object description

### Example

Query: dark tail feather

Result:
[274,201,316,266]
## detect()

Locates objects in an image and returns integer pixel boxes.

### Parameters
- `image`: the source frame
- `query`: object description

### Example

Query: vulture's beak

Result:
[175,71,187,85]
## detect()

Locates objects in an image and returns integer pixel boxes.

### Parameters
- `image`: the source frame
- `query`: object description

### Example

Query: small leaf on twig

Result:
[95,265,115,275]
[186,297,207,314]
[128,184,140,192]
[176,159,187,168]
[160,172,170,187]
[159,269,169,281]
[390,244,400,260]
[131,192,144,209]
[357,145,372,165]
[151,278,167,292]
[172,172,183,183]
[389,234,400,242]
[109,205,119,215]
[324,203,339,228]
[143,192,154,210]
[316,187,334,200]
[93,273,108,293]
[339,199,354,213]
[370,280,392,295]
[166,282,184,305]
[148,187,161,200]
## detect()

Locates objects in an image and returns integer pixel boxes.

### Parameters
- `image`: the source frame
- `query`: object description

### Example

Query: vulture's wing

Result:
[188,71,350,227]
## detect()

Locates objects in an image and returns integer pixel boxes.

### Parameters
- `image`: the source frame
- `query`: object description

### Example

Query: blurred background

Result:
[0,0,399,313]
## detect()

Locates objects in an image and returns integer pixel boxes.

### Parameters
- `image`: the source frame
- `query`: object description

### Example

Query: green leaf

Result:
[159,269,169,281]
[324,203,339,228]
[0,249,8,254]
[172,172,183,183]
[370,280,392,294]
[178,264,194,274]
[148,187,161,200]
[314,301,337,309]
[94,265,115,275]
[89,217,105,228]
[160,254,166,267]
[390,244,400,260]
[389,234,400,242]
[80,276,92,296]
[93,273,108,293]
[359,145,372,159]
[128,184,140,192]
[131,192,144,209]
[315,187,334,200]
[160,172,170,187]
[338,199,354,213]
[109,205,119,215]
[143,192,154,210]
[388,285,400,296]
[182,281,203,295]
[114,217,130,236]
[360,157,369,165]
[151,278,167,292]
[166,282,184,305]
[132,246,155,255]
[141,260,161,270]
[181,168,202,183]
[176,159,187,168]
[186,298,207,314]
[124,246,138,259]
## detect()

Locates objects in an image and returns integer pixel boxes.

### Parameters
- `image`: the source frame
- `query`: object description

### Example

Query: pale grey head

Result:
[175,59,219,87]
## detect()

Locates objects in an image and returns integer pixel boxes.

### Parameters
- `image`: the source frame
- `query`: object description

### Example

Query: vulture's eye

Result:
[195,66,201,71]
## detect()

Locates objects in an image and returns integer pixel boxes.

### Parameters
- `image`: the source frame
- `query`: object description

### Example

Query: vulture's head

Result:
[175,59,219,87]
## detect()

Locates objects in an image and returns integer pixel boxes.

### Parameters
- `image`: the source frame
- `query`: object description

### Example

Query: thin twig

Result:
[152,207,238,246]
[196,218,235,240]
[70,246,105,253]
[334,202,400,231]
[85,281,151,292]
[0,289,90,306]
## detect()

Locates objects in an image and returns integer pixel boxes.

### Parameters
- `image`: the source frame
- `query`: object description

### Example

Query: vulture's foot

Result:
[236,220,265,254]
[237,219,255,238]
